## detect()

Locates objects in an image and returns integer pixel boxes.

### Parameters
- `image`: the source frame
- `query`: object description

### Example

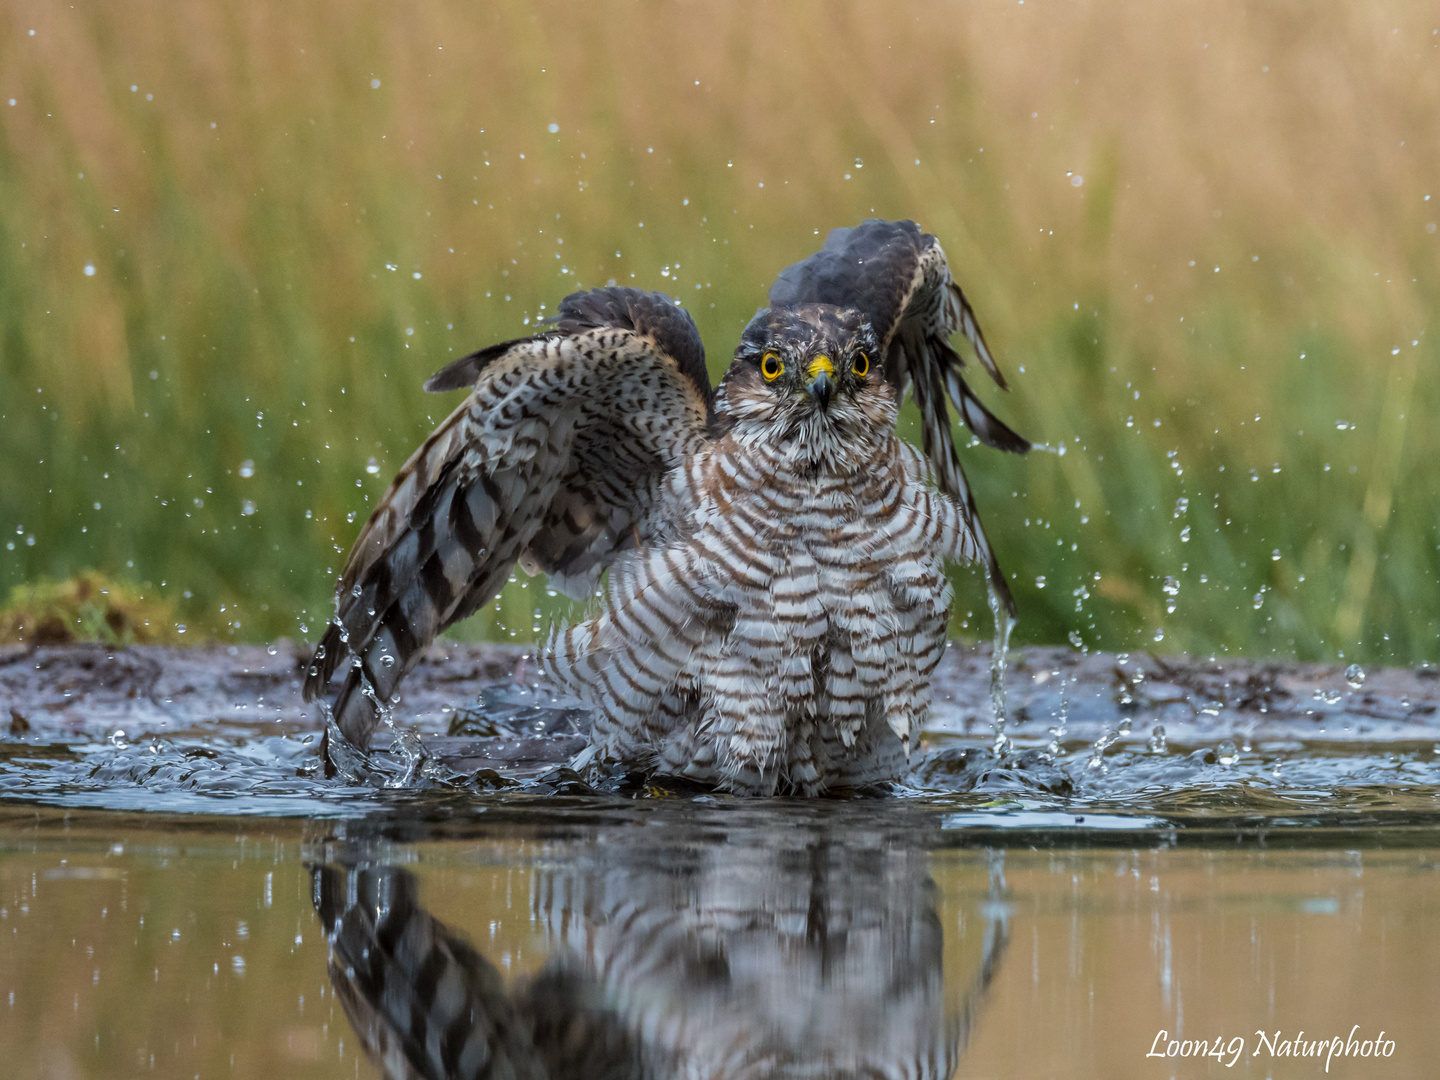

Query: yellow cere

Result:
[806,355,835,380]
[761,353,783,381]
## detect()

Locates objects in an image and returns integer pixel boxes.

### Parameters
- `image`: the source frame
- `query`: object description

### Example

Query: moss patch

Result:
[0,572,185,646]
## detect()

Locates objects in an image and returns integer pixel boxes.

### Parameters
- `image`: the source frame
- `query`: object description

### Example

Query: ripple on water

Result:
[0,643,1438,831]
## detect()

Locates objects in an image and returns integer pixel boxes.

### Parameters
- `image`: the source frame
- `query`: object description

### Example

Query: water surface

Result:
[2,807,1436,1079]
[2,642,1438,1077]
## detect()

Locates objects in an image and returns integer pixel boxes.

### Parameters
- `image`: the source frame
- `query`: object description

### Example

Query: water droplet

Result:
[1271,549,1281,561]
[1344,663,1366,688]
[1173,497,1189,518]
[240,500,256,516]
[83,263,96,277]
[238,459,255,478]
[1252,590,1265,610]
[986,583,1015,761]
[1068,630,1085,650]
[1034,575,1046,589]
[1217,739,1238,766]
[853,157,864,168]
[1153,627,1165,642]
[1148,724,1167,754]
[380,654,396,667]
[547,122,559,134]
[1161,575,1179,614]
[1070,173,1084,187]
[365,457,380,475]
[314,645,326,660]
[1179,525,1191,542]
[175,624,186,635]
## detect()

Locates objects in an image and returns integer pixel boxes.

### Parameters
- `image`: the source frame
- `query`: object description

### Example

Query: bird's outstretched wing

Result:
[769,219,1030,614]
[303,288,714,751]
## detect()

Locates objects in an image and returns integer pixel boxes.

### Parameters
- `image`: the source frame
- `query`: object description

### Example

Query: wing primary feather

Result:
[423,335,537,393]
[947,280,1007,389]
[935,340,1032,454]
[909,332,1019,620]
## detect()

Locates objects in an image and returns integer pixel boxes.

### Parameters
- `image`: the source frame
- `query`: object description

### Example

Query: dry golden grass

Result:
[1,0,1436,660]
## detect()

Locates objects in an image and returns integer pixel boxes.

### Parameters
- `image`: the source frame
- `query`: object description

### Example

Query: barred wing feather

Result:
[302,288,713,751]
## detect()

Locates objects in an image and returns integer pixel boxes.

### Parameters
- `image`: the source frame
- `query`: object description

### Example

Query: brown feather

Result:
[305,291,713,752]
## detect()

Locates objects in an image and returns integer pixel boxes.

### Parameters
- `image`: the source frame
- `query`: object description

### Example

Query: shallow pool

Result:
[1,642,1438,1076]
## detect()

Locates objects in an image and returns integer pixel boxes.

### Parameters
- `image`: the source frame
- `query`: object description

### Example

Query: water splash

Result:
[1045,671,1070,762]
[1086,717,1131,771]
[1162,576,1179,614]
[986,581,1016,759]
[8,642,1440,819]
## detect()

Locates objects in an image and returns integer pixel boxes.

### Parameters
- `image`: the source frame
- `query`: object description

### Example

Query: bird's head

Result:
[716,304,895,468]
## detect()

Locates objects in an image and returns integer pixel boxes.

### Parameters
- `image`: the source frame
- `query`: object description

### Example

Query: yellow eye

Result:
[761,353,783,381]
[853,352,870,377]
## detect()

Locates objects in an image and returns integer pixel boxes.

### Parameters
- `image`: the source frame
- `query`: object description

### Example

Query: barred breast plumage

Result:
[546,408,983,794]
[304,219,1030,793]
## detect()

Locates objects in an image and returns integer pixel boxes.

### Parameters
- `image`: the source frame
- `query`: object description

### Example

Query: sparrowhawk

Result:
[303,219,1030,794]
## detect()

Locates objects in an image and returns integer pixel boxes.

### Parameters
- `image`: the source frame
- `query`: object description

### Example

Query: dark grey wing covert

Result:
[770,218,1030,614]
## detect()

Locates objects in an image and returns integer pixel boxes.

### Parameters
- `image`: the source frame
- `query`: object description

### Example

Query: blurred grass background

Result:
[0,0,1436,663]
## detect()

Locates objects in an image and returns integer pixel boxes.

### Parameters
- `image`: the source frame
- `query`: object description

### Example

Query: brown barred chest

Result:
[685,439,952,641]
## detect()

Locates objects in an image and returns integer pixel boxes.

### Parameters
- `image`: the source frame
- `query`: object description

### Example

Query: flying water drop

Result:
[986,582,1015,759]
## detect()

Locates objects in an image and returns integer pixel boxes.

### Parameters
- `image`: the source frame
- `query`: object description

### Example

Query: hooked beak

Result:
[806,355,835,411]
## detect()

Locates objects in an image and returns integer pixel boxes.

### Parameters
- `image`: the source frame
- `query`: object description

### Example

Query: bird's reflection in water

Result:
[311,825,1007,1079]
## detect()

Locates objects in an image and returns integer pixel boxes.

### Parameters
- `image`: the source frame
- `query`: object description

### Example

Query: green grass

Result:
[1,0,1437,663]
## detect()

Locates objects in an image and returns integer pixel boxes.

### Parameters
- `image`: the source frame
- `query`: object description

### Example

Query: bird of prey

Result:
[303,218,1029,794]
